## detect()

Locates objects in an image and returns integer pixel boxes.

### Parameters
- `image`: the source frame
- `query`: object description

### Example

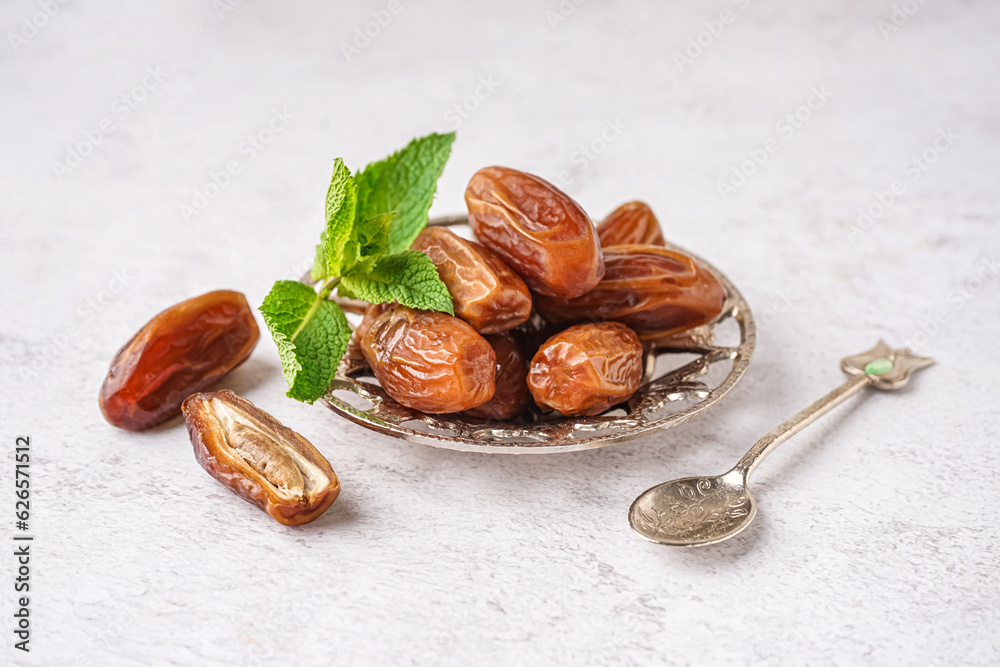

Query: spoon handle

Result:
[733,375,869,478]
[731,341,935,479]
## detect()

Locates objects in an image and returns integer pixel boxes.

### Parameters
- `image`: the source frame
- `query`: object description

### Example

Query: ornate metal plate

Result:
[319,215,756,454]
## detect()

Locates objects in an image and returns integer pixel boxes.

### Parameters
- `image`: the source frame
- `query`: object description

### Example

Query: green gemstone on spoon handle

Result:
[864,358,894,375]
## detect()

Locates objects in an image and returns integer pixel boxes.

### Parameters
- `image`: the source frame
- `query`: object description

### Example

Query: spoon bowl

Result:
[629,470,756,546]
[628,342,933,547]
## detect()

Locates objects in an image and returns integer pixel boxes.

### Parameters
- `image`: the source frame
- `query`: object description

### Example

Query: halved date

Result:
[465,166,605,298]
[362,306,496,413]
[527,322,643,416]
[596,201,664,247]
[533,244,727,338]
[412,226,531,334]
[183,390,340,526]
[99,290,259,431]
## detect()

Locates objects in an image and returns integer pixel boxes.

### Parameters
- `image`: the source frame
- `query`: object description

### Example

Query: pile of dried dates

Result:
[358,166,727,419]
[96,164,725,527]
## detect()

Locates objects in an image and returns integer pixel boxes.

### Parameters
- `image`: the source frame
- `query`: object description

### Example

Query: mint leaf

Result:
[341,211,395,276]
[354,132,455,254]
[339,251,455,315]
[259,280,351,403]
[311,158,357,281]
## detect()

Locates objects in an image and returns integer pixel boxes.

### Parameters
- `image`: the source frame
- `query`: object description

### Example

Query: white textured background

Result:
[2,0,999,665]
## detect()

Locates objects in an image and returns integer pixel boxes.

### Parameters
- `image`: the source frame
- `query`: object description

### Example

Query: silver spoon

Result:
[629,341,934,547]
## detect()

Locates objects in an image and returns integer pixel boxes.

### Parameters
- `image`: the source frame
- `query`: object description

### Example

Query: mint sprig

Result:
[260,131,456,403]
[339,250,454,312]
[355,132,455,254]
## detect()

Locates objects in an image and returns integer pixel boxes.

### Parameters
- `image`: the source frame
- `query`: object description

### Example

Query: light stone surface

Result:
[2,0,999,664]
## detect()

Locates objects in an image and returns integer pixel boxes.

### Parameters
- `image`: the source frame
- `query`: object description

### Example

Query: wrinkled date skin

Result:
[99,290,260,431]
[527,322,643,416]
[183,390,340,526]
[465,166,605,298]
[533,245,727,339]
[464,332,531,421]
[596,201,664,247]
[355,302,393,343]
[412,227,532,334]
[362,306,497,413]
[344,302,394,371]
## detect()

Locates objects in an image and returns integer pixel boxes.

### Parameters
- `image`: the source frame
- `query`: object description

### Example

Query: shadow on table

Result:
[218,356,280,396]
[294,490,360,531]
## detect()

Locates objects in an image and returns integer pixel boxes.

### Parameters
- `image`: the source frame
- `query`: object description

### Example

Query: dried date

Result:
[511,311,558,360]
[463,332,531,421]
[99,290,259,431]
[596,201,664,247]
[361,306,496,413]
[533,244,727,338]
[343,302,394,371]
[412,226,531,334]
[527,322,643,416]
[465,166,605,298]
[183,390,340,526]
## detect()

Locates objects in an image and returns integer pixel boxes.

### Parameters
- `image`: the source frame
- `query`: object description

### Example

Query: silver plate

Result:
[319,215,756,454]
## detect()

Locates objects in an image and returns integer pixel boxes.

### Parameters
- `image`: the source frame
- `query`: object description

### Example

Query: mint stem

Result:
[290,277,340,343]
[318,276,340,299]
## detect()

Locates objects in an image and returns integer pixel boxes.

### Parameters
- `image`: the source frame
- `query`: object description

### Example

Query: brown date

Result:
[361,306,496,413]
[183,390,340,526]
[99,290,259,431]
[343,302,394,370]
[355,302,393,342]
[463,332,531,421]
[511,310,557,360]
[527,322,643,416]
[533,245,727,338]
[412,226,532,334]
[465,166,605,298]
[596,201,664,247]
